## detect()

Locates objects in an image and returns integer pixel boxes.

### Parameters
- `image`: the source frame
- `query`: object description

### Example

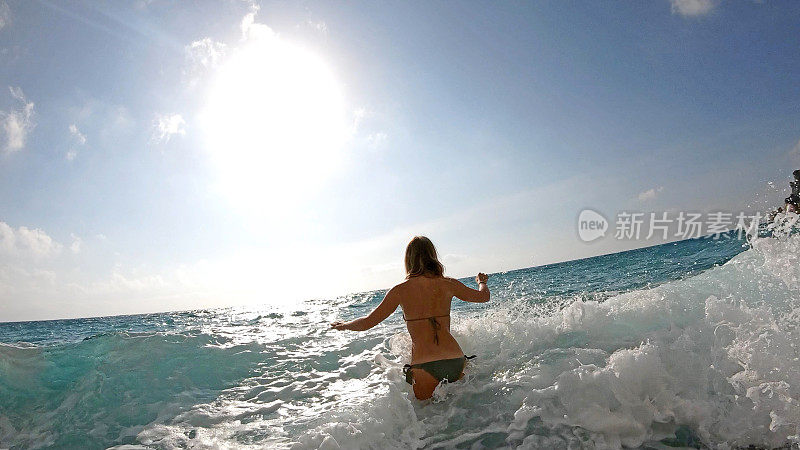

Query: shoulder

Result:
[440,276,466,292]
[441,276,462,285]
[388,282,407,297]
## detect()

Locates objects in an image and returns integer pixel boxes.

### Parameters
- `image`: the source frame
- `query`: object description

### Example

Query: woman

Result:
[330,236,490,400]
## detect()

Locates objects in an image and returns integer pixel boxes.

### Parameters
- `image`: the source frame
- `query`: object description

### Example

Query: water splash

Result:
[2,230,798,449]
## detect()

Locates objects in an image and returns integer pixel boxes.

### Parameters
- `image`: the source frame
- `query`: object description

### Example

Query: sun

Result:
[201,33,348,212]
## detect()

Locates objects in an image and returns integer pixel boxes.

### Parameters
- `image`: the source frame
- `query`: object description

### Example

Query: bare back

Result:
[396,276,467,364]
[330,267,489,399]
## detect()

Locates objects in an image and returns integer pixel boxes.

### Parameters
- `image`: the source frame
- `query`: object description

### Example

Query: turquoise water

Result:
[1,228,799,449]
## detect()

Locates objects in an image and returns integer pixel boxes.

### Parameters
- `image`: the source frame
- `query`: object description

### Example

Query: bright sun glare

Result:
[202,32,348,211]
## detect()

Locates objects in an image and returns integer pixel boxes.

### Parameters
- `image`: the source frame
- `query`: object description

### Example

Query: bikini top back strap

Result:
[402,313,450,322]
[402,313,450,345]
[428,317,441,345]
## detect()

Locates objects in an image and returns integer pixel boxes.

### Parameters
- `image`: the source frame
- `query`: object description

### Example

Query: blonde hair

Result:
[404,236,444,279]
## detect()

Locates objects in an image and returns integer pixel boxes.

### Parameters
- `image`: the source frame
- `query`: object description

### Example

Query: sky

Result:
[1,0,799,321]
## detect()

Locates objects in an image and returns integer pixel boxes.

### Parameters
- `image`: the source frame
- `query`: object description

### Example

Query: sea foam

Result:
[294,232,799,449]
[1,227,798,449]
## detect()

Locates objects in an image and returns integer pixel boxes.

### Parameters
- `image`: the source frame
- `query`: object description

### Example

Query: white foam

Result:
[85,230,800,449]
[292,232,800,449]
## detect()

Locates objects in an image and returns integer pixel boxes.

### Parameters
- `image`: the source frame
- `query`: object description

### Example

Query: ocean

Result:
[1,226,799,449]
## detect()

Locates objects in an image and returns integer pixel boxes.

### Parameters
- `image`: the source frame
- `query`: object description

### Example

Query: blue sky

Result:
[1,0,798,321]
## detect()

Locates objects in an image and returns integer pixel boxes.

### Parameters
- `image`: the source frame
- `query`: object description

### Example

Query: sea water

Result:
[1,225,799,449]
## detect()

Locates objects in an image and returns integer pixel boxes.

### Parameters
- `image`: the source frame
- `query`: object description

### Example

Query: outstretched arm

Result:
[330,287,401,331]
[447,273,490,303]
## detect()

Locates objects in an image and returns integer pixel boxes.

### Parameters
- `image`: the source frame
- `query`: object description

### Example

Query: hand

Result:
[330,321,348,331]
[476,272,488,284]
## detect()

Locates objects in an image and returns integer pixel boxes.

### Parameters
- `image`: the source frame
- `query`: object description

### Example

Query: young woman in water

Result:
[330,236,490,400]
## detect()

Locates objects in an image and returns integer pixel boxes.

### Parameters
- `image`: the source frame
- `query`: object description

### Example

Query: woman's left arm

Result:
[331,287,400,331]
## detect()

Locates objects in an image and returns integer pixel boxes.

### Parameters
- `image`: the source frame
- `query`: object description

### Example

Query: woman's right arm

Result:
[330,286,401,331]
[447,273,490,303]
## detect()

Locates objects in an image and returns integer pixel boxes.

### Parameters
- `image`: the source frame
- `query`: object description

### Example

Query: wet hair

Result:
[404,236,444,279]
[794,169,800,180]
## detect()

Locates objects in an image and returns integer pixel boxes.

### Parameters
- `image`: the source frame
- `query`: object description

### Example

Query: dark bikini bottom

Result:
[403,355,476,385]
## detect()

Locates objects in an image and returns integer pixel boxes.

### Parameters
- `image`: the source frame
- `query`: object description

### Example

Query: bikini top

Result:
[403,313,449,345]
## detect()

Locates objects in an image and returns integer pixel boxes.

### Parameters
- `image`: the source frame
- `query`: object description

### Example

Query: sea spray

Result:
[1,229,798,449]
[295,231,799,449]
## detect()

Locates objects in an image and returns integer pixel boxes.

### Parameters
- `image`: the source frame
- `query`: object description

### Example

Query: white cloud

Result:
[670,0,715,17]
[1,86,35,155]
[69,234,82,254]
[69,124,86,145]
[0,221,62,259]
[307,20,328,34]
[110,105,134,131]
[133,0,155,10]
[0,1,10,31]
[442,253,468,264]
[152,113,186,143]
[366,132,388,149]
[66,124,86,160]
[0,252,255,321]
[184,37,227,86]
[70,100,134,141]
[0,1,10,32]
[240,8,276,41]
[0,221,218,321]
[186,38,226,69]
[638,186,665,202]
[349,108,392,152]
[350,107,386,140]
